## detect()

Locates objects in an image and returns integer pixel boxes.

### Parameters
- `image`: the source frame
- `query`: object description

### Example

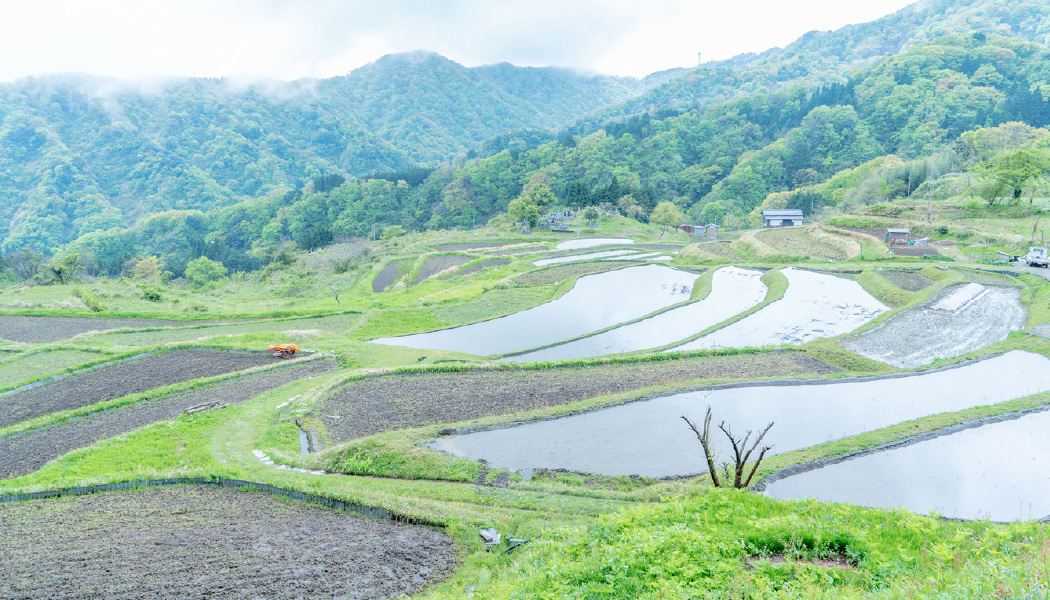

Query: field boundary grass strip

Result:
[0,477,443,528]
[0,354,334,439]
[0,308,358,320]
[0,349,155,396]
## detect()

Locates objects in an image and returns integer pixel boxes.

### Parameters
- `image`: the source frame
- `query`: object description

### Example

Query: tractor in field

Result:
[268,344,300,359]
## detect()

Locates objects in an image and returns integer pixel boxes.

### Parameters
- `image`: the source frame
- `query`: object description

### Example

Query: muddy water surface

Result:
[371,265,698,356]
[431,351,1050,477]
[765,409,1050,521]
[842,285,1027,368]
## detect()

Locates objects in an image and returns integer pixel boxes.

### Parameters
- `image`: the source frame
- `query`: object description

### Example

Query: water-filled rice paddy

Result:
[672,268,887,351]
[371,265,698,356]
[430,351,1050,477]
[508,267,766,362]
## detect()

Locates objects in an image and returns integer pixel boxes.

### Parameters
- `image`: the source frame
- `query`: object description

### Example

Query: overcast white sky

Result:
[0,0,918,82]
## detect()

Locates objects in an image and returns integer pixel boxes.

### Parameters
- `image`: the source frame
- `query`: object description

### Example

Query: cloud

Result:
[0,0,917,82]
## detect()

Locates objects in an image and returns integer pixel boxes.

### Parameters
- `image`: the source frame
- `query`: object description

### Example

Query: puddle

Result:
[556,238,634,250]
[672,268,887,351]
[298,430,310,456]
[533,250,637,266]
[765,409,1050,521]
[603,252,663,261]
[842,285,1027,368]
[430,351,1050,477]
[371,265,698,356]
[507,267,766,362]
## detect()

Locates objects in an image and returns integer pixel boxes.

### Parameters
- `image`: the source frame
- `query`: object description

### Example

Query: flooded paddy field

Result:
[0,350,279,429]
[556,238,634,250]
[673,268,887,351]
[0,360,335,479]
[430,351,1050,478]
[509,267,766,362]
[320,352,839,444]
[371,265,698,356]
[842,284,1027,368]
[533,249,638,266]
[0,315,238,343]
[765,409,1050,521]
[0,485,455,599]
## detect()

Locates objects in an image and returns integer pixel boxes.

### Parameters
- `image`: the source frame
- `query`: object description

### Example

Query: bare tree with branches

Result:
[681,407,774,489]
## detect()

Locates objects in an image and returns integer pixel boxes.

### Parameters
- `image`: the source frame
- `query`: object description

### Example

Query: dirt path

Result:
[0,360,335,479]
[0,350,279,429]
[320,353,840,443]
[0,485,455,599]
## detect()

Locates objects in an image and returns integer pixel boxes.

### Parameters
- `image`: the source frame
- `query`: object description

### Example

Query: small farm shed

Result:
[886,229,910,244]
[680,224,709,238]
[679,224,695,234]
[762,209,804,228]
[704,224,719,239]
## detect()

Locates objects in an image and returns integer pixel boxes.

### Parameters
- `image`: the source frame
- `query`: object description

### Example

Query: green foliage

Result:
[183,257,228,288]
[649,201,686,229]
[379,225,406,240]
[72,287,105,312]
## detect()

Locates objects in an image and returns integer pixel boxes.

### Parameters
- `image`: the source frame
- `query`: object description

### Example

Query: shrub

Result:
[72,288,105,312]
[184,257,227,288]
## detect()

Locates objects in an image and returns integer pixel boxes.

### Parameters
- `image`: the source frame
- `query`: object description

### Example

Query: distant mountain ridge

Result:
[0,55,649,252]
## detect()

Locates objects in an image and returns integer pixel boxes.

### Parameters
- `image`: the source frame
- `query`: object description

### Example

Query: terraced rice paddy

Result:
[508,267,767,361]
[372,260,413,292]
[765,408,1050,521]
[411,254,474,284]
[0,350,106,390]
[430,351,1050,477]
[0,360,335,478]
[0,485,455,599]
[87,313,359,347]
[842,284,1027,367]
[0,350,278,429]
[371,265,699,356]
[672,268,887,351]
[753,227,856,260]
[533,249,637,266]
[319,352,840,443]
[0,315,233,343]
[556,238,634,250]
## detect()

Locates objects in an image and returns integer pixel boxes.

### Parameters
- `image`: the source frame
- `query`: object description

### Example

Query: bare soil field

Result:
[320,353,840,443]
[516,261,630,286]
[0,360,335,479]
[412,255,474,284]
[0,350,278,429]
[889,245,941,257]
[372,260,412,292]
[488,246,547,256]
[0,485,455,600]
[0,315,231,343]
[433,242,509,251]
[877,270,934,291]
[448,259,510,278]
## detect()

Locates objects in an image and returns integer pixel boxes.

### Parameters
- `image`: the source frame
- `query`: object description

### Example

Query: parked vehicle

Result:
[1025,247,1049,268]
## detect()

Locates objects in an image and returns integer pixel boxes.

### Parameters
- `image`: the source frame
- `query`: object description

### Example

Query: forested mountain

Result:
[7,0,1050,277]
[571,0,1050,128]
[0,55,646,253]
